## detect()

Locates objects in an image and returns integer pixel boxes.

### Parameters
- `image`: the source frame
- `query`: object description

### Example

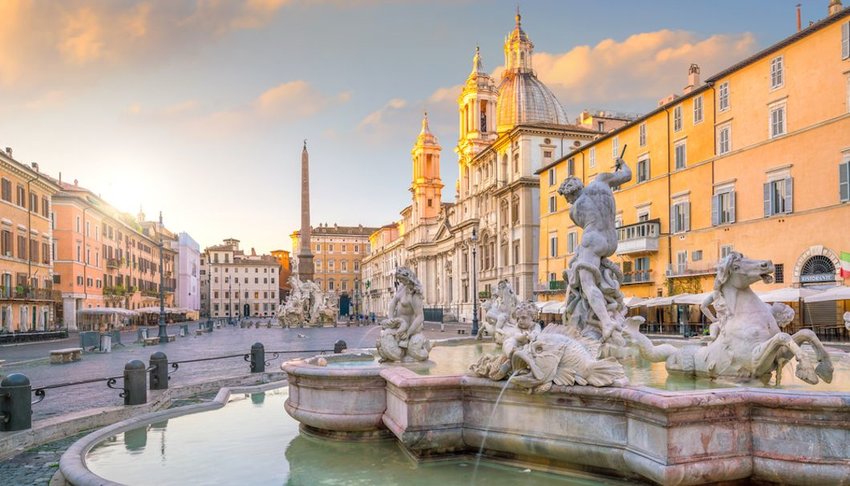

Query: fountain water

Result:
[470,370,518,485]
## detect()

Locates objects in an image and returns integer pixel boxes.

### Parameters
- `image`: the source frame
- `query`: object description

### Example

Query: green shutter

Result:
[840,161,850,202]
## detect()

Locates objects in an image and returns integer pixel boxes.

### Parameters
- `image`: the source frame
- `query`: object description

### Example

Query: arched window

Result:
[511,194,520,224]
[500,199,509,226]
[800,255,836,284]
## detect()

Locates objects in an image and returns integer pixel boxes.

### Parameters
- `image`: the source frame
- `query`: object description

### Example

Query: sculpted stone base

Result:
[284,352,850,485]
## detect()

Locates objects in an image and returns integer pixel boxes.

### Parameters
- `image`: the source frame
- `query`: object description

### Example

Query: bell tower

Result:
[410,112,443,226]
[458,46,498,147]
[504,8,534,74]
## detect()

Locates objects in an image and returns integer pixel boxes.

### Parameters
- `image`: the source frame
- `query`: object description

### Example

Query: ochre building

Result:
[537,7,850,319]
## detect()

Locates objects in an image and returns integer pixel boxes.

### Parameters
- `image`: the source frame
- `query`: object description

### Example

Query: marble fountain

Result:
[61,158,850,485]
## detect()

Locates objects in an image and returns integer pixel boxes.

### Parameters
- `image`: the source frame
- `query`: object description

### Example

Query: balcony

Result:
[534,280,566,295]
[622,270,653,285]
[616,219,660,255]
[106,258,120,270]
[666,265,715,278]
[0,286,62,302]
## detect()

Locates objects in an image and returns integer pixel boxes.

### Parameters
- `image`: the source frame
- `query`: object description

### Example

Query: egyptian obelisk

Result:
[298,140,315,281]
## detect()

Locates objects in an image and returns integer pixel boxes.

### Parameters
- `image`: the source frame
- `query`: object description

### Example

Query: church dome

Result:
[496,72,569,131]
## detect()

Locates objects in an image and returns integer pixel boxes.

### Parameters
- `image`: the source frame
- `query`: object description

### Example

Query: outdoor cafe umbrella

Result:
[758,287,821,303]
[803,285,850,303]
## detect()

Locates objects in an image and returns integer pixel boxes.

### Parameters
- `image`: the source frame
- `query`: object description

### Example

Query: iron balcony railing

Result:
[0,286,62,301]
[622,270,652,284]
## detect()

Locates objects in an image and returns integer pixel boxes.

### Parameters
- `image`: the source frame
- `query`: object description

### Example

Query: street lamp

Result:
[157,211,167,343]
[471,226,479,336]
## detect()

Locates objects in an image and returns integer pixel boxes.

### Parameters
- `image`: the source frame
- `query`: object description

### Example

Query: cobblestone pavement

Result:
[0,430,87,486]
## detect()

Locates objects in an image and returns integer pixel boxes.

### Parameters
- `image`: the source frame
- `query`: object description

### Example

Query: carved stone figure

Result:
[844,311,850,332]
[625,252,834,385]
[558,157,632,346]
[478,279,519,343]
[376,267,432,362]
[278,277,337,327]
[470,302,625,393]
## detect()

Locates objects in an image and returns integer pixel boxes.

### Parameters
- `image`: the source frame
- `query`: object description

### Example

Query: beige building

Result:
[362,223,407,316]
[291,224,377,315]
[0,148,62,331]
[202,239,279,319]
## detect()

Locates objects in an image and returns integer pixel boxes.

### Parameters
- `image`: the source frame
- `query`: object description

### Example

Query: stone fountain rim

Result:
[58,380,289,486]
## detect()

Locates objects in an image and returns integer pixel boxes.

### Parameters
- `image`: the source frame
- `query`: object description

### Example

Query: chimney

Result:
[683,64,701,94]
[74,179,78,186]
[829,0,843,16]
[797,4,802,31]
[4,147,11,158]
[59,172,62,184]
[31,162,39,172]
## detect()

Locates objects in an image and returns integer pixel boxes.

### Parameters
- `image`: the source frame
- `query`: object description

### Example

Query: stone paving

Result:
[0,318,476,483]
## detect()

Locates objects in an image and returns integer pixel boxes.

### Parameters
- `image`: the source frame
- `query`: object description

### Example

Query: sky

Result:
[0,0,827,254]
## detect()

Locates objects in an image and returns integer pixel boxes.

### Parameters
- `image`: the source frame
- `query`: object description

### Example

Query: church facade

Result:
[363,13,600,321]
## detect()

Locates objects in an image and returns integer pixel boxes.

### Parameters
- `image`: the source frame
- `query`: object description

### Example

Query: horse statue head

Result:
[714,251,775,292]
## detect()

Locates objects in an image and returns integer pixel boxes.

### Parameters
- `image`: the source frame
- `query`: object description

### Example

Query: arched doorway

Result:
[800,255,837,286]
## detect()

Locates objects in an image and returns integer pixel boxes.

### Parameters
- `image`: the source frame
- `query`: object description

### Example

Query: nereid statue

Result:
[376,267,432,362]
[479,279,519,344]
[625,252,834,385]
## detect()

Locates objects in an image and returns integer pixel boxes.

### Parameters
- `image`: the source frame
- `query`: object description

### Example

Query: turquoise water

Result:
[324,342,498,376]
[85,388,624,485]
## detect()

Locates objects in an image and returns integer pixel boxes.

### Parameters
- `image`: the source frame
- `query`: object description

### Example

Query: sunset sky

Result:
[0,0,822,253]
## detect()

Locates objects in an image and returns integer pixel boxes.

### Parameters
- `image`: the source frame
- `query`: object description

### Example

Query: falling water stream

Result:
[470,370,519,485]
[355,324,382,349]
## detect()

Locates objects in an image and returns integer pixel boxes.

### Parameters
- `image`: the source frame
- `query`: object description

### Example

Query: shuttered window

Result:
[712,190,736,225]
[843,20,849,60]
[763,177,793,217]
[840,159,850,202]
[670,201,690,233]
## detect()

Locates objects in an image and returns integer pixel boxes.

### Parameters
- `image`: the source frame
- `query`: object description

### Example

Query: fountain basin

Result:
[283,346,850,485]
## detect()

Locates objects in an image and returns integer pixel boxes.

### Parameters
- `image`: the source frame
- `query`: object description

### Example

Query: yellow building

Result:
[537,8,850,328]
[0,149,62,331]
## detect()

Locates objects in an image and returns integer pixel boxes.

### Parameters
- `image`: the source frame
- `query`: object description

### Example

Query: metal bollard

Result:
[124,360,147,406]
[250,342,265,373]
[149,352,169,391]
[334,340,347,354]
[0,374,32,431]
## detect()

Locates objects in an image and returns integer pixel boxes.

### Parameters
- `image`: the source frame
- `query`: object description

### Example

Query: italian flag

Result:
[842,251,850,279]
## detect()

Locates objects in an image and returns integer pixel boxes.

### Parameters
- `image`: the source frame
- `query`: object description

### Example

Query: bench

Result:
[195,329,205,336]
[143,337,161,346]
[50,348,83,364]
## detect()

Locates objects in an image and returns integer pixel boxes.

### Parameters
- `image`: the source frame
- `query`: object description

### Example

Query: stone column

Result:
[298,142,314,281]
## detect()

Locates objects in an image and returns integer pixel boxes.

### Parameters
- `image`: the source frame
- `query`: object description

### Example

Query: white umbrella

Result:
[803,286,850,303]
[672,292,713,305]
[533,301,549,311]
[541,301,566,314]
[759,287,821,303]
[643,296,675,307]
[622,296,645,308]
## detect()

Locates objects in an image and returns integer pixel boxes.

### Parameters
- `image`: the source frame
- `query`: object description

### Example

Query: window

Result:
[770,56,784,89]
[774,263,785,283]
[567,232,577,254]
[764,177,793,216]
[842,20,849,60]
[597,121,604,131]
[720,245,734,259]
[328,259,335,270]
[543,150,553,164]
[840,155,850,202]
[717,123,731,155]
[639,123,646,147]
[673,105,682,132]
[612,136,619,159]
[29,192,37,213]
[341,260,348,272]
[769,103,786,138]
[589,147,596,168]
[41,197,49,217]
[328,244,334,253]
[567,157,575,176]
[636,157,650,183]
[712,189,736,225]
[692,250,703,262]
[17,235,26,259]
[674,141,687,170]
[1,178,10,202]
[549,234,558,258]
[693,95,703,124]
[718,81,729,111]
[513,240,520,265]
[1,230,11,256]
[548,168,556,186]
[676,251,688,274]
[548,195,557,213]
[670,200,691,233]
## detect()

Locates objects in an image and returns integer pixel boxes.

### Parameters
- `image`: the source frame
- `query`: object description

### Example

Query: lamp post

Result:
[471,226,479,336]
[228,281,232,325]
[157,212,167,343]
